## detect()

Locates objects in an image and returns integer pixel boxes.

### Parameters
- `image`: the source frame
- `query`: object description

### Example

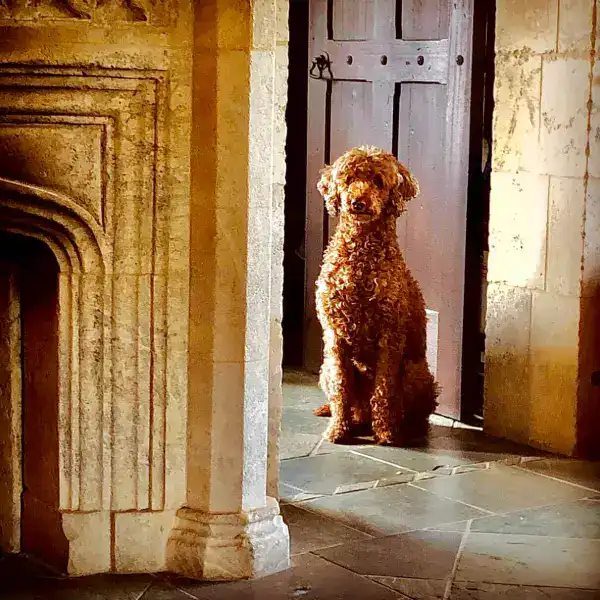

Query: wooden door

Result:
[304,0,474,418]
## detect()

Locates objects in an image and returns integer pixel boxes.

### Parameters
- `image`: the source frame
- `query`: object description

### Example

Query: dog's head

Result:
[317,146,419,222]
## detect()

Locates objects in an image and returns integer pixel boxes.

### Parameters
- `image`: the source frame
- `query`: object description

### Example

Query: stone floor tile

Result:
[172,553,400,600]
[352,446,508,472]
[421,432,550,458]
[0,552,61,580]
[455,533,600,589]
[281,503,372,555]
[282,407,328,436]
[314,530,463,579]
[1,572,153,600]
[299,484,488,536]
[281,376,324,413]
[371,576,447,599]
[279,482,323,504]
[279,432,323,461]
[280,452,409,496]
[458,497,600,538]
[283,370,320,388]
[451,582,600,599]
[315,439,373,455]
[520,460,600,492]
[426,520,472,533]
[141,581,192,600]
[413,465,591,514]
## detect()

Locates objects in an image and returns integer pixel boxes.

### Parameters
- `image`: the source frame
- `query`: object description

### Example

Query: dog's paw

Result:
[325,425,353,444]
[314,404,332,417]
[375,432,403,447]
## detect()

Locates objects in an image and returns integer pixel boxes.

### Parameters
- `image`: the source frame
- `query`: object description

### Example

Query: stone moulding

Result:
[0,0,152,22]
[0,176,108,515]
[0,62,186,524]
[166,497,291,581]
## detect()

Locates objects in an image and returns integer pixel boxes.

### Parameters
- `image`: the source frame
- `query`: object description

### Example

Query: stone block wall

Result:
[485,0,599,456]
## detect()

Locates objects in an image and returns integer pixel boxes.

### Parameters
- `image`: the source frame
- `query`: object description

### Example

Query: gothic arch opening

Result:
[0,178,106,572]
[0,232,68,571]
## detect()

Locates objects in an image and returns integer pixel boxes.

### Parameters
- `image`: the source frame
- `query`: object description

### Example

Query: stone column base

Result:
[165,496,290,581]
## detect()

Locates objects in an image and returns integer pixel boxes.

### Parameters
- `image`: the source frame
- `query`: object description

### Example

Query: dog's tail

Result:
[313,403,332,417]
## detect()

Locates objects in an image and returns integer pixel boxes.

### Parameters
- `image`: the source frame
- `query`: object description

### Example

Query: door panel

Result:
[401,1,449,39]
[332,1,375,40]
[304,0,473,418]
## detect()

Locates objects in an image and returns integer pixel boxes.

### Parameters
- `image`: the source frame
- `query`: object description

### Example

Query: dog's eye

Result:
[374,175,384,188]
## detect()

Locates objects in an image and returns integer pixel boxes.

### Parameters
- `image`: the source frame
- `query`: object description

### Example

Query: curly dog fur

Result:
[314,146,439,445]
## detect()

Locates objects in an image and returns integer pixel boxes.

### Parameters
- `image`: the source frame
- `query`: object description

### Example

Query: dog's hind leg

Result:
[400,360,439,443]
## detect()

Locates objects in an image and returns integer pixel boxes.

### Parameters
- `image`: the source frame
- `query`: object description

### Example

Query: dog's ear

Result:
[317,165,341,216]
[389,160,419,216]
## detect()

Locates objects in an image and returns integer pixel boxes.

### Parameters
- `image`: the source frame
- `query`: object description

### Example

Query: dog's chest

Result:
[317,251,405,338]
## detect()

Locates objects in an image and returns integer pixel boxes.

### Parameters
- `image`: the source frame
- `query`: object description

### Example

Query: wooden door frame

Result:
[282,0,497,423]
[460,0,496,424]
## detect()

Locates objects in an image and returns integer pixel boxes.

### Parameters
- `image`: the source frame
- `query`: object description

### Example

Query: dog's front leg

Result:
[320,333,354,443]
[371,337,403,446]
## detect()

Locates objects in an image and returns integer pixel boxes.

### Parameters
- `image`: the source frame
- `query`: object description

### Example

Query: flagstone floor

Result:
[3,370,600,599]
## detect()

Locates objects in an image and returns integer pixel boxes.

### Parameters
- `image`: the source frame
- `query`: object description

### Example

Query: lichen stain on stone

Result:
[492,49,541,168]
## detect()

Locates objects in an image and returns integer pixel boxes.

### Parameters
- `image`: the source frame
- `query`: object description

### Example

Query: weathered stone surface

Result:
[487,172,549,289]
[62,512,111,576]
[166,499,290,580]
[484,284,532,445]
[539,58,590,177]
[492,51,542,173]
[546,177,585,296]
[529,292,580,455]
[495,0,558,53]
[558,0,596,52]
[0,0,157,23]
[589,60,600,179]
[115,511,176,574]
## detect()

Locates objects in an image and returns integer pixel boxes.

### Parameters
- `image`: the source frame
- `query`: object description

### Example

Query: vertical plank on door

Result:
[401,0,450,40]
[332,0,375,40]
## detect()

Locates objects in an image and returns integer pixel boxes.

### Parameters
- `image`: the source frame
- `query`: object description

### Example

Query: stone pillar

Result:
[267,0,290,501]
[166,0,290,580]
[485,0,599,457]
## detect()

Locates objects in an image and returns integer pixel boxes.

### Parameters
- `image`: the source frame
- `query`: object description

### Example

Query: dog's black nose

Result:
[353,201,366,212]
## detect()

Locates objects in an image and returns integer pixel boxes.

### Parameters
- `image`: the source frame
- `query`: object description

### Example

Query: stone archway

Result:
[0,178,108,572]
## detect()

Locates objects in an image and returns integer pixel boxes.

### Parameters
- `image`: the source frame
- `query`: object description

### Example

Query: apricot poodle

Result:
[314,146,439,445]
